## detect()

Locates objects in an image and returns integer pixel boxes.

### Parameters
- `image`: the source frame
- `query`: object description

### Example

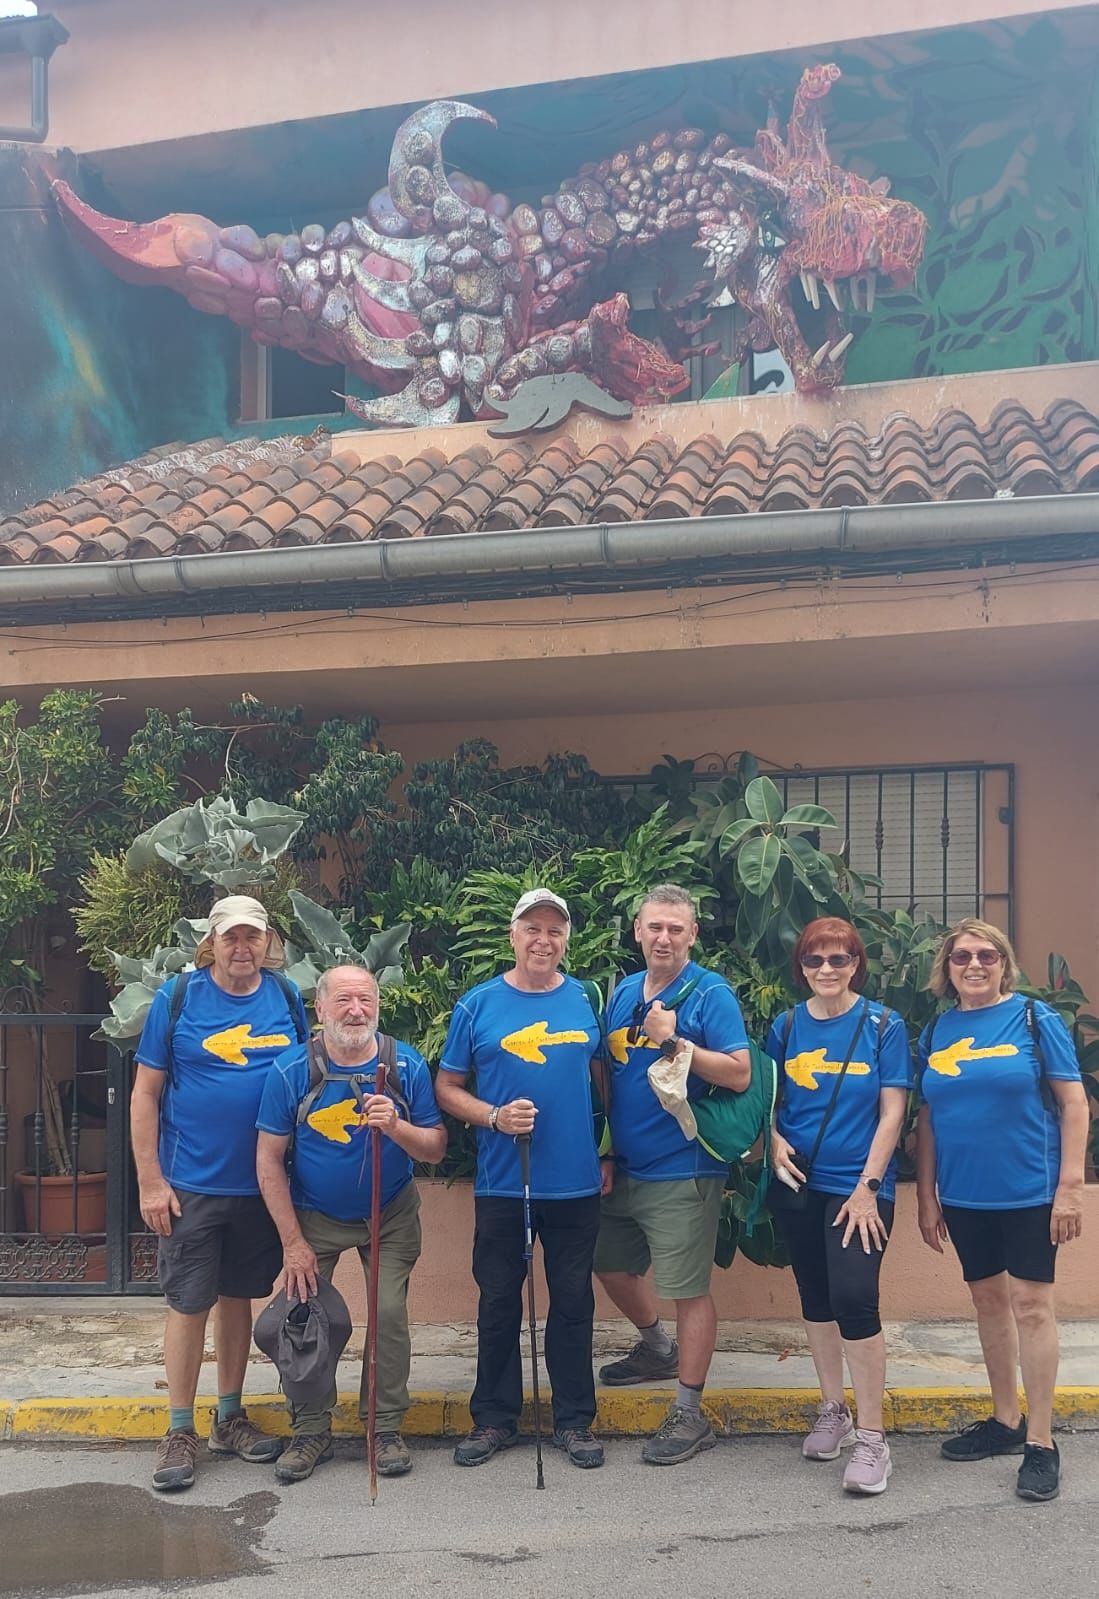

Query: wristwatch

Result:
[660,1034,682,1060]
[488,1105,502,1131]
[860,1173,882,1193]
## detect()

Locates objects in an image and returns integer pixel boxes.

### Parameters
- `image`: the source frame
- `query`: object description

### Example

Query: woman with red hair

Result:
[766,916,912,1496]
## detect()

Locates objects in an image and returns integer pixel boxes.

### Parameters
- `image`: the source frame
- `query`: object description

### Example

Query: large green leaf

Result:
[718,817,760,857]
[737,834,781,896]
[744,776,784,825]
[780,803,837,831]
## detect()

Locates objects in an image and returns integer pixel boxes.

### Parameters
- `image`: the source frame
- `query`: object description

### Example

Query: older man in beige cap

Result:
[131,894,308,1493]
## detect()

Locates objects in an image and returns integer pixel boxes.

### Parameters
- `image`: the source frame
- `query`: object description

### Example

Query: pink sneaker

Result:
[803,1401,856,1460]
[842,1429,892,1495]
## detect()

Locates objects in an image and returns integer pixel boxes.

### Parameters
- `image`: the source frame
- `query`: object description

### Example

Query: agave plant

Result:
[282,890,410,1003]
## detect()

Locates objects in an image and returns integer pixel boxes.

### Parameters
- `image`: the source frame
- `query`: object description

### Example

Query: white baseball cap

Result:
[208,895,271,935]
[510,888,571,925]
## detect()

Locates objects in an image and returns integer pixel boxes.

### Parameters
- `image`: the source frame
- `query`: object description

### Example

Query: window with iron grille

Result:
[605,763,1014,935]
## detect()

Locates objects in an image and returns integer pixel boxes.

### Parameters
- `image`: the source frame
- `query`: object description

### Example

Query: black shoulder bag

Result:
[767,996,872,1214]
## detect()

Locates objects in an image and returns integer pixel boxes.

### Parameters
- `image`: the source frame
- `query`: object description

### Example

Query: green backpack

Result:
[692,1038,780,1237]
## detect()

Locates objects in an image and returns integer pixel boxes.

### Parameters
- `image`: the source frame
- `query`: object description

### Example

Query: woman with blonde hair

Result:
[916,917,1088,1503]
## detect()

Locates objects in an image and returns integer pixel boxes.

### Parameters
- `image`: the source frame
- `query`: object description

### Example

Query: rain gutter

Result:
[1,493,1097,624]
[0,14,69,144]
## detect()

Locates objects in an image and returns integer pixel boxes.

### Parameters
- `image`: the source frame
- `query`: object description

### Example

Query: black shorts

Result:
[158,1191,283,1314]
[941,1202,1057,1285]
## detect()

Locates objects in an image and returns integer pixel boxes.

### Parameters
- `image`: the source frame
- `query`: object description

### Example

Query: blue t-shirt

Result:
[256,1038,442,1222]
[136,967,308,1197]
[917,995,1080,1210]
[439,974,601,1200]
[605,962,750,1181]
[767,998,912,1201]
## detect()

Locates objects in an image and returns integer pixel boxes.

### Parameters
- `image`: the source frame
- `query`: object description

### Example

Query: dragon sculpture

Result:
[55,64,926,427]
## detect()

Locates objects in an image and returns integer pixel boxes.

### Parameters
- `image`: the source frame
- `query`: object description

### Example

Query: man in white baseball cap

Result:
[131,893,308,1493]
[436,887,605,1470]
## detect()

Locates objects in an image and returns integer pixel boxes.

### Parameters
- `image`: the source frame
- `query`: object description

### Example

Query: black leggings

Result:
[775,1188,895,1342]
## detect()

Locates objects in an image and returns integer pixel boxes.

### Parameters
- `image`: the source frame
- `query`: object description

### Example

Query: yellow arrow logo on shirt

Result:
[202,1024,291,1065]
[785,1050,872,1091]
[501,1021,590,1064]
[306,1098,366,1145]
[927,1039,1017,1078]
[606,1026,654,1065]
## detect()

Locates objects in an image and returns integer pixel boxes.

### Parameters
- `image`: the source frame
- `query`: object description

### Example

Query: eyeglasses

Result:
[801,953,856,971]
[948,948,1003,968]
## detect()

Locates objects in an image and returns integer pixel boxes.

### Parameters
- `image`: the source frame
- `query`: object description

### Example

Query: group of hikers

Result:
[131,884,1087,1504]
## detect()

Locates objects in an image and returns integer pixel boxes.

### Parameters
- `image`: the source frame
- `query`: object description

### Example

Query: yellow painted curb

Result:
[6,1387,1099,1442]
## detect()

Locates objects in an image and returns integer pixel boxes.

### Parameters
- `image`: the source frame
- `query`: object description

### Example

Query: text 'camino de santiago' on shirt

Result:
[606,962,750,1182]
[766,999,913,1201]
[136,967,309,1197]
[917,994,1080,1210]
[439,974,601,1200]
[256,1040,442,1221]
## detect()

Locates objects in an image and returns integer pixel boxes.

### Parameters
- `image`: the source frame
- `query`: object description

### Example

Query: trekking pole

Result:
[515,1133,545,1490]
[366,1053,385,1506]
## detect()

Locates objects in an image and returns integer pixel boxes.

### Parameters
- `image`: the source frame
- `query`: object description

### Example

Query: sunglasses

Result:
[801,953,856,970]
[948,948,1003,968]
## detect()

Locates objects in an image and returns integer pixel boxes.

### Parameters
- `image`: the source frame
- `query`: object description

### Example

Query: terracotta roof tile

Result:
[2,402,1096,566]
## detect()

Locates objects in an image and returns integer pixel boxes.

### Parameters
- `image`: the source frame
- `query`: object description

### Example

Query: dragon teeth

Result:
[830,332,854,360]
[825,279,843,311]
[811,340,831,368]
[801,271,820,310]
[864,271,877,314]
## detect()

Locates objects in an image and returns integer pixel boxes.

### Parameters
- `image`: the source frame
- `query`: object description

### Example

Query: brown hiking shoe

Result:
[275,1432,334,1483]
[152,1427,199,1492]
[208,1408,283,1463]
[376,1432,413,1477]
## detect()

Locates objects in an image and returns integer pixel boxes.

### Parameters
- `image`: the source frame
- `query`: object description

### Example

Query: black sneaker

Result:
[1017,1441,1060,1502]
[551,1427,605,1468]
[940,1414,1027,1461]
[641,1405,716,1466]
[453,1425,520,1467]
[599,1339,679,1386]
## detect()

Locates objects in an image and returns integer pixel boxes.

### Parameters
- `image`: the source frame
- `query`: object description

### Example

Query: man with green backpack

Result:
[594,884,753,1465]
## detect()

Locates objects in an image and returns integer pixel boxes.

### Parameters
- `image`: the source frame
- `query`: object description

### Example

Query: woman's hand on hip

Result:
[834,1185,888,1254]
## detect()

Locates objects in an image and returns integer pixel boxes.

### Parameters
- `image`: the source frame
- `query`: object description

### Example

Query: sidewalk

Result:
[2,1302,1096,1441]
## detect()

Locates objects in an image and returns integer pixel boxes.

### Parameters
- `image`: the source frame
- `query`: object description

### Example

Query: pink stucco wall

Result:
[327,1180,1099,1325]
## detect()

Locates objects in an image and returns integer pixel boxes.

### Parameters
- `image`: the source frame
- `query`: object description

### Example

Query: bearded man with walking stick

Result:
[436,889,607,1473]
[256,965,446,1483]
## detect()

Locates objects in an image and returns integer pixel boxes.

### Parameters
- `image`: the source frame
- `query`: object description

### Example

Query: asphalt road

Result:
[1,1432,1097,1598]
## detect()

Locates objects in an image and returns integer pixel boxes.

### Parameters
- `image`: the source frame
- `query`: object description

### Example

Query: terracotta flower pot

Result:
[14,1170,108,1235]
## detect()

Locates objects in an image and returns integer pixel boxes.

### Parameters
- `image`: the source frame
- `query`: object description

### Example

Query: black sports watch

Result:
[860,1174,882,1194]
[660,1034,682,1060]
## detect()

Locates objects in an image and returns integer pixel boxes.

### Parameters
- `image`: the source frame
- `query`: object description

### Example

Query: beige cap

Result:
[207,895,270,935]
[510,888,570,925]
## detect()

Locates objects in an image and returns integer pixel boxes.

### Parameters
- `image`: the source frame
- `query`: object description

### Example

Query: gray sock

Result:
[638,1320,674,1358]
[676,1380,703,1414]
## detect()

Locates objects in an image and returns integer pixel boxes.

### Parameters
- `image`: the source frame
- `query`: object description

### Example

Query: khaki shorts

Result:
[593,1173,725,1300]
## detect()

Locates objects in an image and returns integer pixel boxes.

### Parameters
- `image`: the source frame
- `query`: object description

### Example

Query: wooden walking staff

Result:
[366,1053,385,1505]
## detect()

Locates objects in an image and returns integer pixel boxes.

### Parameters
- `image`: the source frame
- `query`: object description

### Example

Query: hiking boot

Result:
[843,1429,892,1495]
[208,1408,283,1463]
[1016,1441,1060,1502]
[552,1427,605,1469]
[376,1431,413,1477]
[599,1339,679,1387]
[941,1414,1027,1462]
[641,1406,716,1466]
[275,1432,334,1484]
[152,1427,199,1492]
[803,1400,857,1461]
[453,1425,520,1467]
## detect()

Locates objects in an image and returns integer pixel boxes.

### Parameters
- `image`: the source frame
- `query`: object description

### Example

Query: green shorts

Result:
[593,1173,725,1300]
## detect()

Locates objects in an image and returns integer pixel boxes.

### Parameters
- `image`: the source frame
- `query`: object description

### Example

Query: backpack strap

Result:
[267,969,308,1043]
[1024,998,1057,1112]
[296,1031,410,1130]
[164,969,193,1079]
[578,977,613,1158]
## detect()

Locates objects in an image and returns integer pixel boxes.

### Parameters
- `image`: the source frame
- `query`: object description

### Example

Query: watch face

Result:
[865,1177,881,1193]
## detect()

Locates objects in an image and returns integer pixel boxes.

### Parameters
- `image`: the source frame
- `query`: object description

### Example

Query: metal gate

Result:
[0,1014,157,1294]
